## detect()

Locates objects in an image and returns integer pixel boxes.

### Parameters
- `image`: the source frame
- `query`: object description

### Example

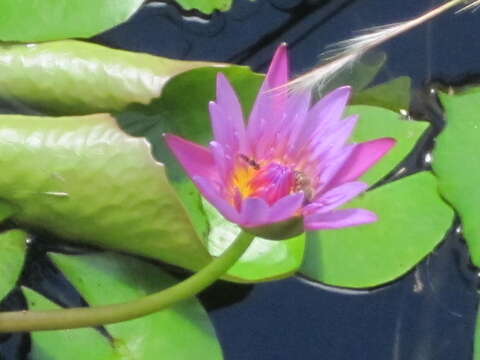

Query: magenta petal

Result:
[164,134,218,181]
[247,44,289,154]
[296,86,351,148]
[304,114,359,163]
[304,208,377,230]
[306,181,369,215]
[193,176,241,224]
[240,197,270,227]
[331,137,397,185]
[209,141,232,182]
[268,193,305,223]
[210,74,247,153]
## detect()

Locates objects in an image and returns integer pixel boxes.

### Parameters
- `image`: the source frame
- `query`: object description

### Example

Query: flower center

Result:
[231,155,310,206]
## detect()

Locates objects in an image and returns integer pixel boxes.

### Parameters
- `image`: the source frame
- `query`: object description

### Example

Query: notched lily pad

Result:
[300,172,454,288]
[433,89,480,266]
[0,113,212,272]
[50,252,223,360]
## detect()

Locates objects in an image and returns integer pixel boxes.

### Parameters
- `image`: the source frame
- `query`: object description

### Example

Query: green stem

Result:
[0,230,255,332]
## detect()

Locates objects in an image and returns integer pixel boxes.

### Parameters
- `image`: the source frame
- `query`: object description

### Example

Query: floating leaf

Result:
[433,90,480,266]
[175,0,233,13]
[0,113,212,272]
[24,288,117,360]
[347,105,429,185]
[50,252,223,360]
[0,1,144,42]
[0,40,225,115]
[0,230,27,301]
[352,76,412,112]
[300,172,454,288]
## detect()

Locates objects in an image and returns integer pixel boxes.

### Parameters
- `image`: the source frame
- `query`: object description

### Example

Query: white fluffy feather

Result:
[287,0,476,93]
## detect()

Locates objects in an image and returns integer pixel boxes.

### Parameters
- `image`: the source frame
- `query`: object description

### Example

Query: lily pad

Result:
[0,40,225,115]
[24,288,117,360]
[352,76,412,112]
[0,230,28,301]
[300,172,454,288]
[0,113,212,272]
[433,90,480,266]
[347,105,429,185]
[50,252,223,360]
[0,0,144,42]
[175,0,233,13]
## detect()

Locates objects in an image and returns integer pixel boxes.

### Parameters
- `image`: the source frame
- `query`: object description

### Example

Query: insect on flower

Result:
[165,44,396,239]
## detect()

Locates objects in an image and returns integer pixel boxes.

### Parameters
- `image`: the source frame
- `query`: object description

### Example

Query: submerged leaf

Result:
[50,252,223,360]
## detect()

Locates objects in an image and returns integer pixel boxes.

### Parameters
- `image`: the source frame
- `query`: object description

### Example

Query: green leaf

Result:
[50,252,223,360]
[352,76,412,112]
[300,172,454,288]
[23,288,117,360]
[0,113,213,272]
[0,40,225,115]
[0,230,27,301]
[433,90,480,266]
[175,0,233,13]
[347,105,429,185]
[0,1,143,42]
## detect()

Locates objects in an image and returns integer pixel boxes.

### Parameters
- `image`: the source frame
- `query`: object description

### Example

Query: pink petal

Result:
[313,144,356,189]
[164,134,218,181]
[268,193,305,223]
[193,176,241,224]
[299,114,358,164]
[305,181,369,215]
[209,141,232,182]
[295,86,351,150]
[210,74,247,154]
[247,44,289,157]
[240,197,270,227]
[304,208,377,230]
[331,138,397,185]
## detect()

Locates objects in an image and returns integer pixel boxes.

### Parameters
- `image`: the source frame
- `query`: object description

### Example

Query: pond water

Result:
[2,0,480,359]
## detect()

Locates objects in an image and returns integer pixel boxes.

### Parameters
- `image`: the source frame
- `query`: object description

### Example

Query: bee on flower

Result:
[165,44,395,239]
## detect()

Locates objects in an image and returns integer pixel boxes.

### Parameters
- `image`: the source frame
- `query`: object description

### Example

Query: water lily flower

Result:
[165,44,395,239]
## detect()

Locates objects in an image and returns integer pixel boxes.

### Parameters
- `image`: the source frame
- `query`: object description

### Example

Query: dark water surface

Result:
[2,0,480,359]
